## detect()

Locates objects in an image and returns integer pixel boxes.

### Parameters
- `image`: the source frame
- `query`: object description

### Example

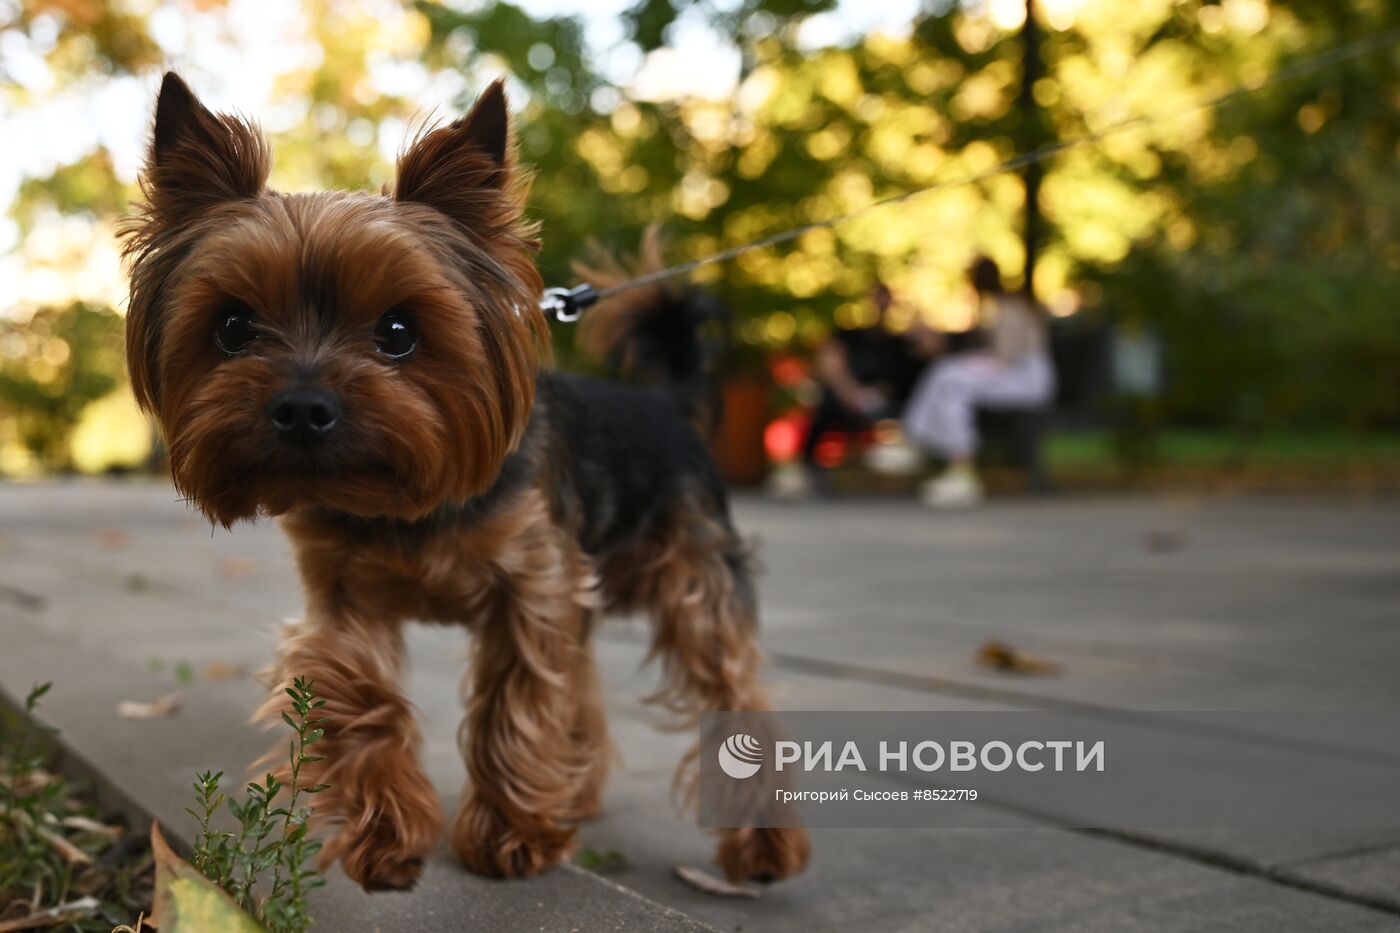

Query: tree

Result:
[3,0,1398,475]
[0,303,122,469]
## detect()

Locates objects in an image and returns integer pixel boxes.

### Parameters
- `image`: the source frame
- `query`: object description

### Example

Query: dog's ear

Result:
[123,74,269,413]
[395,79,517,230]
[143,72,270,221]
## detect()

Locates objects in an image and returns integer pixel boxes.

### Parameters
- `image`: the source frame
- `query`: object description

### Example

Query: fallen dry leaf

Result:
[118,693,183,720]
[1144,529,1186,553]
[149,823,265,933]
[96,528,129,550]
[976,640,1059,675]
[57,814,124,839]
[673,865,760,898]
[214,557,258,580]
[0,768,59,795]
[12,809,92,865]
[38,824,93,865]
[0,897,100,932]
[201,661,248,682]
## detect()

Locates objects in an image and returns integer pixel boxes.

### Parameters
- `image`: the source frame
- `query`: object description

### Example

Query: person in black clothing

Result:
[788,283,941,491]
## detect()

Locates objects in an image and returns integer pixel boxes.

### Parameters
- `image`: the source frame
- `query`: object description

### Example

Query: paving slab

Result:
[0,616,720,933]
[9,595,1400,933]
[5,479,1400,931]
[1289,845,1400,913]
[751,497,1400,690]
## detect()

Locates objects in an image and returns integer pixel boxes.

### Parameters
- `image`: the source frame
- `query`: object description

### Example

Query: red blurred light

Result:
[813,434,847,469]
[770,354,808,388]
[764,411,808,463]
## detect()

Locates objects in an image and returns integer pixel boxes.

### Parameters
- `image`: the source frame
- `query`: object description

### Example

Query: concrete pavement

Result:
[3,479,1400,931]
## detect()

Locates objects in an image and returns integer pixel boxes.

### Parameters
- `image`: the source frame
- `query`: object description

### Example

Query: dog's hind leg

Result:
[628,495,810,883]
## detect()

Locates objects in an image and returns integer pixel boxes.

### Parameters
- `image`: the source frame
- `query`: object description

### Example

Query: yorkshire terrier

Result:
[122,72,809,891]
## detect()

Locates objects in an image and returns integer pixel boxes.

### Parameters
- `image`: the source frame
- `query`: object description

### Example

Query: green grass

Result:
[1,679,329,933]
[1046,429,1400,472]
[1,683,153,932]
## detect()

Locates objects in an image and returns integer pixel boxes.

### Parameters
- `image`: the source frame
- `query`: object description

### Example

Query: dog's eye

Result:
[214,305,258,355]
[374,310,418,360]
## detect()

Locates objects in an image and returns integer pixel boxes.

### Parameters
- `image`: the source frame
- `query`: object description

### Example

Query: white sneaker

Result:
[863,439,924,477]
[919,469,983,508]
[767,462,812,500]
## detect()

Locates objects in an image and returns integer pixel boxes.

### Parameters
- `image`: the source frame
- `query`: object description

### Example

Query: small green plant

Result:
[186,677,329,933]
[574,846,630,875]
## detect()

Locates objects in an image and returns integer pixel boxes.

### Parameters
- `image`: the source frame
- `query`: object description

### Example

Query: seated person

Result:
[903,257,1055,508]
[781,283,938,496]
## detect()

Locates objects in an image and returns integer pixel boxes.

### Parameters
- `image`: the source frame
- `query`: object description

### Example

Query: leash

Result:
[537,26,1400,323]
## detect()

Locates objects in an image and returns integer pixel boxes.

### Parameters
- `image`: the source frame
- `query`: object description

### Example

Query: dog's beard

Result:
[165,362,480,526]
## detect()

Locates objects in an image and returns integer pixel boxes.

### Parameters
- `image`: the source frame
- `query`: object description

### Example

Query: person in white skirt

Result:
[902,257,1055,508]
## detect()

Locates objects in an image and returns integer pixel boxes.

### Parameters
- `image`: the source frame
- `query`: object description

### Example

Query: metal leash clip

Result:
[539,284,599,323]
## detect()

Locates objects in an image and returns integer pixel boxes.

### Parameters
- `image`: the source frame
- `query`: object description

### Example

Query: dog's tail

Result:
[574,226,727,435]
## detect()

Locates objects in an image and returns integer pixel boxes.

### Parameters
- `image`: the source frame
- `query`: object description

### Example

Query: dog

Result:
[121,72,809,891]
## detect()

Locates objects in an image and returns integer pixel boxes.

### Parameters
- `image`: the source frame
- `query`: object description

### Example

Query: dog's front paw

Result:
[451,795,575,879]
[343,843,424,892]
[716,826,810,883]
[330,799,441,892]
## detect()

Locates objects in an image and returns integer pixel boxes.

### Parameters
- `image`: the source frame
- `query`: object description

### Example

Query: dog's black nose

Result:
[269,387,340,446]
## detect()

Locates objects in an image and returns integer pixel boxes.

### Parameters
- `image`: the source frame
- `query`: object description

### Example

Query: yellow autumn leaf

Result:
[148,823,267,933]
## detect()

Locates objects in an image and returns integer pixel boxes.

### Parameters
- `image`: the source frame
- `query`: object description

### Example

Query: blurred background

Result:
[1,0,1398,491]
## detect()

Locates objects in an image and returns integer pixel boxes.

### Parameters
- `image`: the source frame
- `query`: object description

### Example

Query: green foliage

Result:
[14,150,131,232]
[1086,2,1400,428]
[416,0,602,107]
[4,0,1399,469]
[417,0,1400,426]
[574,846,630,874]
[0,683,153,932]
[1,682,66,906]
[186,678,328,933]
[1046,426,1400,490]
[1,0,162,81]
[0,302,124,470]
[620,0,838,52]
[416,0,923,370]
[1,684,59,882]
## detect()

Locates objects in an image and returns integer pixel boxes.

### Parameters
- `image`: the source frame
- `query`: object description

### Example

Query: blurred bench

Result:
[975,407,1052,492]
[799,320,1111,493]
[962,320,1111,493]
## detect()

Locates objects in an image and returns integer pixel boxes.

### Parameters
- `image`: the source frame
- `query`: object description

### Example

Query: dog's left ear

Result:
[395,79,517,230]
